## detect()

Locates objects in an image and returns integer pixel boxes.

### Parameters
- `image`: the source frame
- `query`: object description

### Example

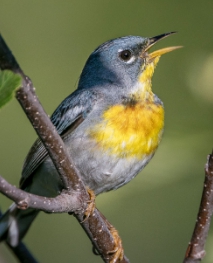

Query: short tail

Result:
[0,204,39,247]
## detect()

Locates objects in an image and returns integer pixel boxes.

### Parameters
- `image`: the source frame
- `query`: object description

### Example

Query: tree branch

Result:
[0,35,129,263]
[183,152,213,262]
[0,175,82,213]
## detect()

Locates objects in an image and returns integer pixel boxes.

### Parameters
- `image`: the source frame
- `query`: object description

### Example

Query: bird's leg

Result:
[98,210,124,263]
[108,226,124,263]
[82,188,96,222]
[82,190,124,262]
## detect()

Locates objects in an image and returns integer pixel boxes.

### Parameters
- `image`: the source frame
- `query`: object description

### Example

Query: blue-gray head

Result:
[78,33,181,92]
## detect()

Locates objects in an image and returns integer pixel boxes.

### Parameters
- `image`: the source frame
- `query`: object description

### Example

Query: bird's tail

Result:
[0,203,39,247]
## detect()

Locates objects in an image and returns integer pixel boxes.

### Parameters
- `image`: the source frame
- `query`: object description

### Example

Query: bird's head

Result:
[78,32,181,100]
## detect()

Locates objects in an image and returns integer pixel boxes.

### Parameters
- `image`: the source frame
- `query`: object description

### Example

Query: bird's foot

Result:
[107,225,124,263]
[82,188,96,222]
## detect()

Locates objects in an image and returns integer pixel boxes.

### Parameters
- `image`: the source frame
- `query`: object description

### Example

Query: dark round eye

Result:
[119,49,133,62]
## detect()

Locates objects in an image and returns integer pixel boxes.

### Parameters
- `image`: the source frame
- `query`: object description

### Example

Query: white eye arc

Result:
[118,49,135,64]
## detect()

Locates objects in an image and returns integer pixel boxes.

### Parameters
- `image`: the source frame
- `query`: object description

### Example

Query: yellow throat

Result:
[89,57,164,159]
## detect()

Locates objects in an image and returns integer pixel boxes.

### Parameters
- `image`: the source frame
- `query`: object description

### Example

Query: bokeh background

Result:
[0,1,213,262]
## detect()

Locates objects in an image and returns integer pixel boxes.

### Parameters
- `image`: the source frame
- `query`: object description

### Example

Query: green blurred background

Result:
[0,1,213,262]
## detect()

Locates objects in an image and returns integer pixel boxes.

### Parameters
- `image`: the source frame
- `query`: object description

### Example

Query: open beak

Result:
[143,32,182,60]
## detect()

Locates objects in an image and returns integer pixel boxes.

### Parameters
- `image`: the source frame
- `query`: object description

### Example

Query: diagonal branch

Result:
[0,35,129,263]
[183,152,213,263]
[0,33,84,192]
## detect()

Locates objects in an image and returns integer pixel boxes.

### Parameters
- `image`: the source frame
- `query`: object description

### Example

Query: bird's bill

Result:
[146,32,176,49]
[142,32,182,60]
[149,46,182,59]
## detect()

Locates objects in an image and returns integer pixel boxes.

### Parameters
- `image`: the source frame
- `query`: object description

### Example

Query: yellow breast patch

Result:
[88,101,164,159]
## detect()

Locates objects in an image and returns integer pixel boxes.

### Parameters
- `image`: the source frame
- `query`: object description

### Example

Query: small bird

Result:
[0,32,180,258]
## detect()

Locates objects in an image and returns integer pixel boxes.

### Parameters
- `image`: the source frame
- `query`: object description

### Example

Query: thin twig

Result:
[0,210,38,263]
[183,153,213,262]
[0,175,82,213]
[6,243,39,263]
[0,34,129,263]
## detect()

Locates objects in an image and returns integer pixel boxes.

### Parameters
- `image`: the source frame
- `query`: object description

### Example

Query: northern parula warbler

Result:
[0,32,180,251]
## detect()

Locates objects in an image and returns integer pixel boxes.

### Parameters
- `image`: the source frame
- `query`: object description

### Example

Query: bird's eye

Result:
[119,49,133,62]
